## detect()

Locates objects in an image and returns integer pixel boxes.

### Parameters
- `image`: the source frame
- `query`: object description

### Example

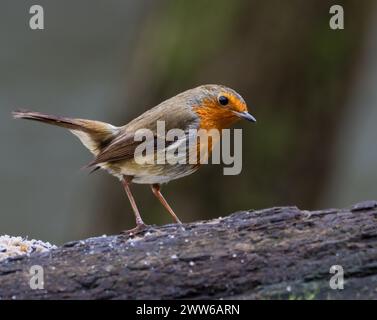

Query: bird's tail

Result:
[12,110,118,155]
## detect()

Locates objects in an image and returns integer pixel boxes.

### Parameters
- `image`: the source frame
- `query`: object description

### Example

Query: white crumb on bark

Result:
[0,235,57,262]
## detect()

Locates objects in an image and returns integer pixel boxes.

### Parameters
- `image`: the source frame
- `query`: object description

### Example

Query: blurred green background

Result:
[1,0,376,244]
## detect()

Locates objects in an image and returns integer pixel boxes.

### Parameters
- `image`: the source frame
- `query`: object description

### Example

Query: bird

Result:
[12,84,256,234]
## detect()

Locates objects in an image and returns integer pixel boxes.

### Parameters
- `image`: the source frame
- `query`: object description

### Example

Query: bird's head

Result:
[191,84,256,130]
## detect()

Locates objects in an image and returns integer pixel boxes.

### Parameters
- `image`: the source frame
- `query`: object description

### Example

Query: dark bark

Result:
[1,201,377,300]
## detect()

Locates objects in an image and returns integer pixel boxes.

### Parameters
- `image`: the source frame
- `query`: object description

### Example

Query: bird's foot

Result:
[121,223,151,238]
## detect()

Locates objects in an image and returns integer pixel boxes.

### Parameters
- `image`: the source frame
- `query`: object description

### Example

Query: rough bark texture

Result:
[1,201,377,300]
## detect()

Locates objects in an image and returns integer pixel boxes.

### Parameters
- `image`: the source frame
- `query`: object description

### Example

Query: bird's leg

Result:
[121,176,148,234]
[151,184,182,224]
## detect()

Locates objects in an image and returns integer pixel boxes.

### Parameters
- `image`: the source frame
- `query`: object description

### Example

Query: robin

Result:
[12,84,256,234]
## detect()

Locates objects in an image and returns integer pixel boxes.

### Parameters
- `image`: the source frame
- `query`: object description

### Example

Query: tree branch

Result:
[1,201,377,299]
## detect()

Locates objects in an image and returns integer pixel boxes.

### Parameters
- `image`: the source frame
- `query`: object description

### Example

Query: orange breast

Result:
[193,100,239,163]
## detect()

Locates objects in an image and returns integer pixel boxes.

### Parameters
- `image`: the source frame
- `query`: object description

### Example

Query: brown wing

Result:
[87,130,158,166]
[88,94,200,166]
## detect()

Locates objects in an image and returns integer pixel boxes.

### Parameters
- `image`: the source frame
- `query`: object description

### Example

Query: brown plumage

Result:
[12,84,256,234]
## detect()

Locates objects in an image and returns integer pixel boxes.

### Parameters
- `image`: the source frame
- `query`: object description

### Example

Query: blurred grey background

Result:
[1,0,376,244]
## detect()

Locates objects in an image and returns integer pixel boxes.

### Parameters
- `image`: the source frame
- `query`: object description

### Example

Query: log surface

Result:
[1,201,377,299]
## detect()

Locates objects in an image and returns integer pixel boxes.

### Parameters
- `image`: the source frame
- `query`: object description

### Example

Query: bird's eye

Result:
[218,96,229,106]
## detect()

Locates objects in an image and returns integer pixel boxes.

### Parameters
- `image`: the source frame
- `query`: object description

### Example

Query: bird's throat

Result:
[193,105,239,131]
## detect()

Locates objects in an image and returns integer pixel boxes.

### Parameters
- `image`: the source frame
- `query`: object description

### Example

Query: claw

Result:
[121,223,150,238]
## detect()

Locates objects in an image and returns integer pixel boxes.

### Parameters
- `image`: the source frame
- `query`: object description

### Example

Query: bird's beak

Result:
[232,111,257,123]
